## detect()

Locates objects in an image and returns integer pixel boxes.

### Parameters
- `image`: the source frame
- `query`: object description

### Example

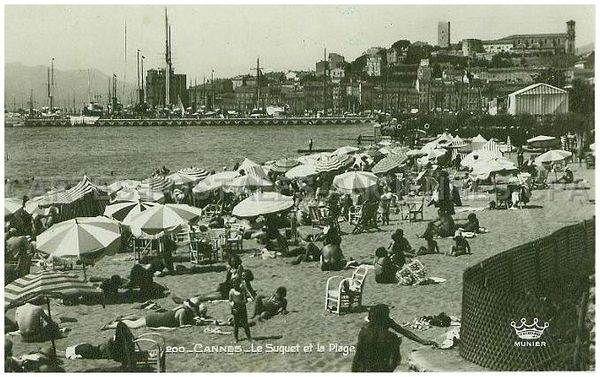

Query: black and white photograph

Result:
[2,2,597,373]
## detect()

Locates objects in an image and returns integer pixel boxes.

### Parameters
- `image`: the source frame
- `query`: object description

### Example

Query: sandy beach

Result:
[5,164,594,372]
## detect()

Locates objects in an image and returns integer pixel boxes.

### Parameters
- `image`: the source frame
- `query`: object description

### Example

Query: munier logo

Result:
[511,318,549,347]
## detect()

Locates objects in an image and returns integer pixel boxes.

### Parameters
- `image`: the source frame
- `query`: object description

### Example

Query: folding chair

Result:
[348,205,362,225]
[325,265,368,315]
[308,206,323,228]
[352,202,380,234]
[131,237,161,262]
[407,197,425,222]
[116,322,166,372]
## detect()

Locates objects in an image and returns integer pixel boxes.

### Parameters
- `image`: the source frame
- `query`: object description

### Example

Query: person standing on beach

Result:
[229,278,253,342]
[308,138,313,152]
[357,134,362,146]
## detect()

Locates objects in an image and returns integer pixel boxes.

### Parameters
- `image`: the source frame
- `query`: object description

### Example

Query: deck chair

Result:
[189,235,219,264]
[586,154,595,169]
[174,224,191,244]
[352,203,380,234]
[131,237,161,262]
[308,206,327,228]
[325,265,369,315]
[220,227,244,259]
[348,205,362,225]
[407,197,425,222]
[202,203,221,218]
[115,322,166,372]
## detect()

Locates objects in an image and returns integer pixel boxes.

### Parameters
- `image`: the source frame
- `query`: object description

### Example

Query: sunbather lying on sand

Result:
[251,287,288,321]
[101,298,201,330]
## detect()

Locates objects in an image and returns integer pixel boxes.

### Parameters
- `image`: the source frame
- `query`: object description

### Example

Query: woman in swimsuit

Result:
[101,298,201,330]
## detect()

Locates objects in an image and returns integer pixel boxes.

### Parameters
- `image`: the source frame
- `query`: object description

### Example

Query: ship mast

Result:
[164,8,171,108]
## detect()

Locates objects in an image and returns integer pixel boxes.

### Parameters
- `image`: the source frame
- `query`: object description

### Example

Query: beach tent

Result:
[124,204,203,238]
[239,158,269,179]
[232,192,294,218]
[481,139,503,156]
[332,171,379,194]
[471,134,488,150]
[461,149,503,169]
[38,176,111,222]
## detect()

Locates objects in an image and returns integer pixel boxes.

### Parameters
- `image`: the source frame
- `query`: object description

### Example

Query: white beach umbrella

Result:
[192,171,239,194]
[534,150,572,165]
[285,164,318,179]
[232,192,294,218]
[124,204,203,238]
[332,171,379,194]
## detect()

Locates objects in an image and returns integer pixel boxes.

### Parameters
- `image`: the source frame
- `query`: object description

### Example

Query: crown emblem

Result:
[511,318,549,340]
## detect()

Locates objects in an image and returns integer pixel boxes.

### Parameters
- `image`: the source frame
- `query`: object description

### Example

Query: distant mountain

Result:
[576,43,594,56]
[4,62,137,111]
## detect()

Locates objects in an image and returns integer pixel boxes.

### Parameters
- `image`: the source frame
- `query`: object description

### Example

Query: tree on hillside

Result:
[391,39,411,51]
[569,78,594,115]
[533,68,567,88]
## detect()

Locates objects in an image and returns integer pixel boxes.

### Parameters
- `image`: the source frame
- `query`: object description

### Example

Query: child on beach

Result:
[416,233,439,255]
[448,231,471,257]
[229,278,253,342]
[389,229,412,268]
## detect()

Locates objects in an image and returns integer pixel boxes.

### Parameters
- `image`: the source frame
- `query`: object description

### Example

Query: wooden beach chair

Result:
[131,237,161,262]
[189,233,219,264]
[308,206,323,228]
[325,265,369,315]
[202,203,221,218]
[115,323,166,372]
[494,186,510,209]
[348,205,362,225]
[352,202,380,234]
[407,197,425,222]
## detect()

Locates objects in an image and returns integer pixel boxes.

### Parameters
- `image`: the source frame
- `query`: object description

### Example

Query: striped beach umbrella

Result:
[114,188,165,203]
[178,167,209,181]
[167,172,197,186]
[333,146,359,156]
[141,176,174,191]
[5,270,102,308]
[123,204,203,238]
[232,192,294,218]
[332,171,379,194]
[314,155,352,173]
[228,175,273,192]
[104,200,158,223]
[107,179,141,193]
[269,158,300,173]
[371,153,408,174]
[192,171,239,194]
[36,216,122,265]
[5,198,23,217]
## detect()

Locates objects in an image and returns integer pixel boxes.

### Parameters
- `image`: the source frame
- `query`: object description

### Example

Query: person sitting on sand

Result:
[229,278,253,343]
[374,247,398,284]
[556,166,575,184]
[100,275,123,303]
[208,214,225,229]
[15,300,62,342]
[416,233,440,255]
[322,225,342,247]
[102,297,202,330]
[421,209,456,239]
[252,286,289,321]
[389,229,412,269]
[448,231,471,257]
[352,304,401,372]
[457,213,483,233]
[288,242,321,265]
[127,261,167,298]
[320,243,347,271]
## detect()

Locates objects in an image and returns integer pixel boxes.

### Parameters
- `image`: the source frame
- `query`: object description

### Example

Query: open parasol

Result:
[232,192,294,218]
[123,203,203,238]
[332,171,379,194]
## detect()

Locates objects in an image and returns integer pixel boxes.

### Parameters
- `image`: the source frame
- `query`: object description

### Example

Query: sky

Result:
[4,4,596,83]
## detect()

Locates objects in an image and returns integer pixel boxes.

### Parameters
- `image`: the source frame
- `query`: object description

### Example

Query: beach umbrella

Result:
[406,149,427,157]
[232,192,294,218]
[238,158,269,179]
[167,172,197,186]
[534,149,572,165]
[5,270,103,355]
[285,164,317,179]
[178,167,209,181]
[426,148,447,161]
[104,200,158,223]
[297,152,332,165]
[332,171,379,194]
[123,204,203,237]
[314,155,350,173]
[192,171,239,194]
[114,188,165,203]
[141,176,174,192]
[590,143,595,152]
[471,134,488,150]
[5,198,23,217]
[371,153,408,174]
[527,135,557,149]
[333,146,359,156]
[460,150,502,169]
[228,175,273,192]
[36,216,122,267]
[269,158,300,173]
[469,158,517,181]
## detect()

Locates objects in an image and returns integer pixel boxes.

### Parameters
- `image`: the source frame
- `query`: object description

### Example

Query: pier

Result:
[21,116,375,127]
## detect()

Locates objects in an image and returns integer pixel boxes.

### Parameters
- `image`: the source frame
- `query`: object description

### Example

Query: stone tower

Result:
[566,20,576,55]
